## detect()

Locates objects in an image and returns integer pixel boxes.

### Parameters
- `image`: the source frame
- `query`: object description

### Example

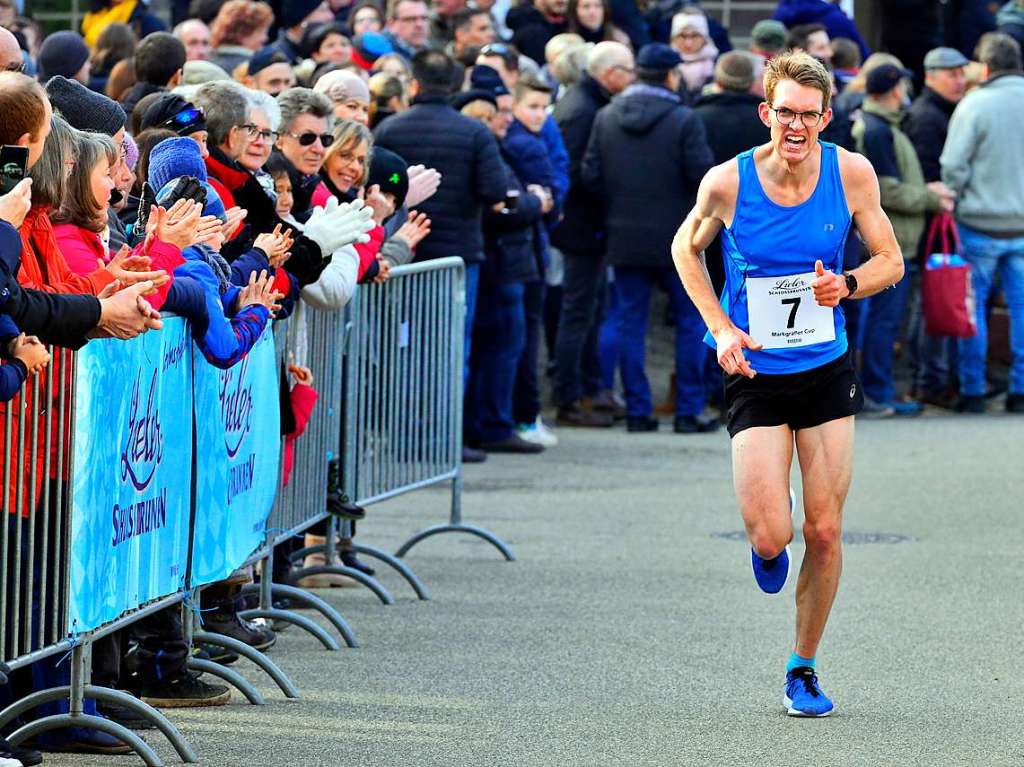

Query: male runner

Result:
[670,52,904,717]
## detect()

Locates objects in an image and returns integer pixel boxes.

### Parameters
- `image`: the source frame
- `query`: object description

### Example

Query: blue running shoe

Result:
[784,666,834,717]
[751,546,790,593]
[750,489,796,594]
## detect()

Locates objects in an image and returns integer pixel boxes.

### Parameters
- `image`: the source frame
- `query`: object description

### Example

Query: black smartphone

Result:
[0,145,29,195]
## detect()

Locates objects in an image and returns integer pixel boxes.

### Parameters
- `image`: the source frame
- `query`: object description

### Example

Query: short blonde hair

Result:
[763,51,832,112]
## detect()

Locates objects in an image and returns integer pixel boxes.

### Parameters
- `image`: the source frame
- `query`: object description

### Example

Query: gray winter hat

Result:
[45,76,127,137]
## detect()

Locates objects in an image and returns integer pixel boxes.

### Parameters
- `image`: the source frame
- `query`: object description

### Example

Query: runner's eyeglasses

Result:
[769,106,825,127]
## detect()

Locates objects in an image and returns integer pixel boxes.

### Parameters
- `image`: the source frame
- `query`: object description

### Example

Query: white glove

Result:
[304,197,375,256]
[405,165,442,208]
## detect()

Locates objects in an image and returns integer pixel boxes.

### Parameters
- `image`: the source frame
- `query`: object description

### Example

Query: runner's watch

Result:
[842,271,858,298]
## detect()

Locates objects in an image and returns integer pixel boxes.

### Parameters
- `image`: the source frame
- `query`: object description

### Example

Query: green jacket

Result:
[852,99,942,259]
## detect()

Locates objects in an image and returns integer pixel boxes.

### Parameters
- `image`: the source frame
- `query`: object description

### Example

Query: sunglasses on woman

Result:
[284,131,335,147]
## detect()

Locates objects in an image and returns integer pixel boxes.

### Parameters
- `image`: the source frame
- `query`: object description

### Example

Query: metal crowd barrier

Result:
[1,345,197,767]
[0,257,514,766]
[342,257,515,561]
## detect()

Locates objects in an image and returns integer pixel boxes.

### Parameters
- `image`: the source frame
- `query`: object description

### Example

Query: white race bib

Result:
[746,271,836,350]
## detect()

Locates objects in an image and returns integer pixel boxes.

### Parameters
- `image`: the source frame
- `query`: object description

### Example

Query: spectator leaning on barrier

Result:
[582,42,717,434]
[551,40,632,428]
[940,32,1024,414]
[374,49,507,463]
[852,63,954,417]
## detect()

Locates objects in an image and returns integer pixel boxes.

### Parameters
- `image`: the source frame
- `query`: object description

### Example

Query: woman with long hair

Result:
[88,22,137,94]
[567,0,629,45]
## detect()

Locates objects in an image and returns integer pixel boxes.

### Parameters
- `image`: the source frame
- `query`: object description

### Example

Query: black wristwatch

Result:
[842,271,858,298]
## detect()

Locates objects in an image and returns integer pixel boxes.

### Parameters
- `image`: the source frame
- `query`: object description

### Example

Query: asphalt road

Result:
[43,410,1024,767]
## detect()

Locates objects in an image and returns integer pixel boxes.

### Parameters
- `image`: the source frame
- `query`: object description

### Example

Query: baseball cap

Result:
[866,63,914,95]
[636,43,683,72]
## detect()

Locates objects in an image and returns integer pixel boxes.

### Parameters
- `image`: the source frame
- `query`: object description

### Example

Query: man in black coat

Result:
[551,41,634,428]
[374,49,507,460]
[582,43,717,434]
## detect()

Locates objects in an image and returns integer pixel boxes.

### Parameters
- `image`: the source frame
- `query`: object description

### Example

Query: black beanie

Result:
[45,76,127,137]
[367,148,408,209]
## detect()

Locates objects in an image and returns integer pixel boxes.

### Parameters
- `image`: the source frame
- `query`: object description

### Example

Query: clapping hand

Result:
[237,270,284,315]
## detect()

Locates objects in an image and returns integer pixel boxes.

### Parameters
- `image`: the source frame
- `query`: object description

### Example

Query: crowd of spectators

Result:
[1,0,1023,762]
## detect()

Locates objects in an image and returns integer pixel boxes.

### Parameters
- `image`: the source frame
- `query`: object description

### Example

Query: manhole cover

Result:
[712,531,913,545]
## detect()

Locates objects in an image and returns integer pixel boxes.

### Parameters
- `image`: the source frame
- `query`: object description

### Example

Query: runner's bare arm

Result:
[672,162,762,379]
[813,151,905,307]
[671,162,734,336]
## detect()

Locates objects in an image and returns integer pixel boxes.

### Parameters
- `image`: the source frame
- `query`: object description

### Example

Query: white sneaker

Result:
[0,755,22,767]
[517,417,558,447]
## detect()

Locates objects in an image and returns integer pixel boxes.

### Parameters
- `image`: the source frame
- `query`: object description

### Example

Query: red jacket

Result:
[52,223,183,310]
[19,206,114,296]
[283,383,318,486]
[355,226,384,281]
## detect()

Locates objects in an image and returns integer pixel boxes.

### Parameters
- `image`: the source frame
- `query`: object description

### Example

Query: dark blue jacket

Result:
[551,75,610,257]
[582,83,713,268]
[374,96,507,263]
[0,222,25,401]
[482,154,544,285]
[504,119,557,269]
[773,0,870,58]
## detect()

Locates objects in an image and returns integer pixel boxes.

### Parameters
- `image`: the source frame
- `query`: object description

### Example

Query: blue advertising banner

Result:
[191,328,281,587]
[69,318,192,633]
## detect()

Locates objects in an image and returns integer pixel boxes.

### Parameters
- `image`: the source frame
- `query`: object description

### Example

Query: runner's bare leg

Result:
[793,416,855,658]
[733,424,795,559]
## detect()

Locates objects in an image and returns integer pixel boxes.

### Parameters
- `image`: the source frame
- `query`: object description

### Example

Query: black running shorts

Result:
[724,351,863,438]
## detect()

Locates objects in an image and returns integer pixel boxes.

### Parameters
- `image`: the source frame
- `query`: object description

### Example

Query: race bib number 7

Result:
[746,271,836,350]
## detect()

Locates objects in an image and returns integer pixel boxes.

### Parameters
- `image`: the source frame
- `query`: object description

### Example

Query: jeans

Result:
[468,281,526,443]
[554,250,606,408]
[513,281,545,425]
[860,269,911,404]
[463,262,481,394]
[599,266,622,392]
[613,265,708,418]
[957,224,1024,396]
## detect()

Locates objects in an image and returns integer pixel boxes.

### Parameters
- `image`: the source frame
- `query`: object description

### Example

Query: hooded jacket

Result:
[772,0,870,58]
[941,72,1024,235]
[581,83,713,268]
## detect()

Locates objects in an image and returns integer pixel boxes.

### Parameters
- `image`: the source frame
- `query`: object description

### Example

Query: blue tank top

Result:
[709,141,852,375]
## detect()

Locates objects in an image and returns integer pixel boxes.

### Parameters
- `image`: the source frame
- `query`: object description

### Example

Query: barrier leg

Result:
[238,608,340,650]
[0,683,199,760]
[287,564,395,605]
[192,631,299,699]
[9,715,162,767]
[350,544,431,600]
[395,474,516,561]
[242,583,359,648]
[185,659,265,705]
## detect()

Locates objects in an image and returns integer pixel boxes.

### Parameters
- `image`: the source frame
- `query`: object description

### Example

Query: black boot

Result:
[326,459,366,520]
[339,548,376,576]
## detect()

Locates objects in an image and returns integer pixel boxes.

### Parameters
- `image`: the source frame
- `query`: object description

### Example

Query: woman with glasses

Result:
[669,11,718,104]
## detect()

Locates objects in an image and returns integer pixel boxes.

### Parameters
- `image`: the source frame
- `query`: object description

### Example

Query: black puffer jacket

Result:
[551,75,610,258]
[374,95,507,263]
[582,84,713,268]
[693,90,769,164]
